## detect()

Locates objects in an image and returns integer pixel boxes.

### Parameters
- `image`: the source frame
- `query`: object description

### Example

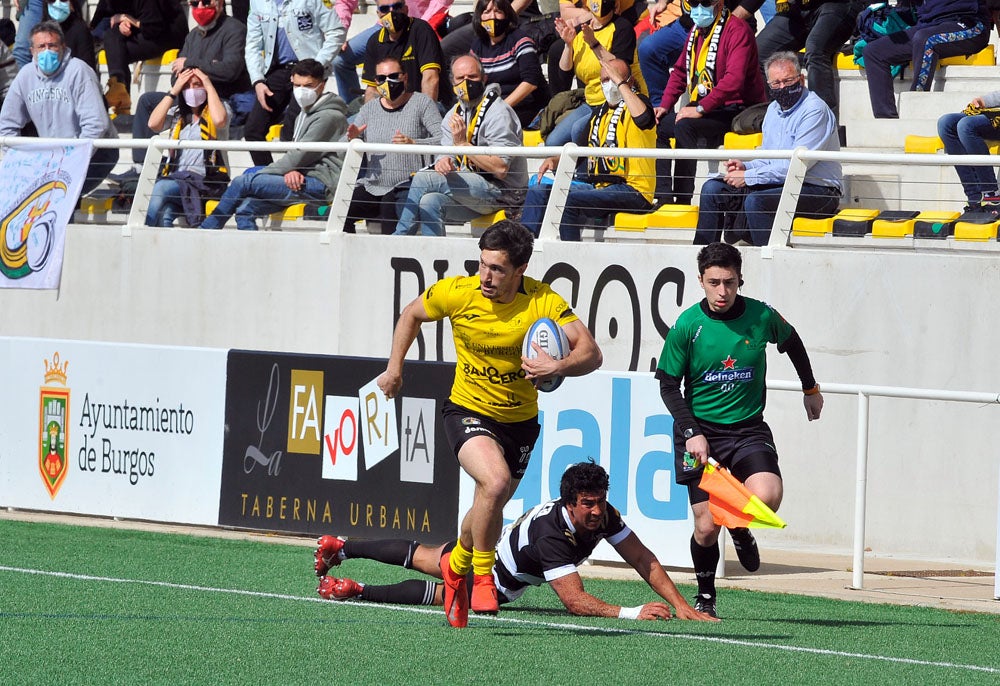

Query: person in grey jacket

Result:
[200,59,347,230]
[393,54,527,236]
[0,21,119,195]
[243,0,345,166]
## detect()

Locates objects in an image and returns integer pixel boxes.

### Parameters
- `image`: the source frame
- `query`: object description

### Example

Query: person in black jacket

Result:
[44,0,97,73]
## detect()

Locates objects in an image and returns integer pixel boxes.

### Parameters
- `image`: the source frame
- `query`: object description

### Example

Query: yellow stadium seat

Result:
[904,135,943,154]
[872,215,916,238]
[791,216,833,236]
[471,209,506,230]
[266,124,283,142]
[941,45,995,67]
[98,49,106,65]
[613,204,698,233]
[724,132,763,150]
[523,130,542,147]
[77,196,114,221]
[835,53,859,70]
[144,49,179,67]
[953,218,999,241]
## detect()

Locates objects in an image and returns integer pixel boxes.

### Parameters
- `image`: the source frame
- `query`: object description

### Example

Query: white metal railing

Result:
[764,379,1000,589]
[3,135,999,246]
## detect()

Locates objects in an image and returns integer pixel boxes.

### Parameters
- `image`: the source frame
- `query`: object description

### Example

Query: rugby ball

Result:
[522,317,570,393]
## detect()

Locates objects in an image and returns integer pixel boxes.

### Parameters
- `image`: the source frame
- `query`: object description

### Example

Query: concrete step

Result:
[842,118,939,149]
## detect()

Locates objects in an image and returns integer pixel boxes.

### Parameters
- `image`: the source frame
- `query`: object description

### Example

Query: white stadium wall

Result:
[0,227,997,567]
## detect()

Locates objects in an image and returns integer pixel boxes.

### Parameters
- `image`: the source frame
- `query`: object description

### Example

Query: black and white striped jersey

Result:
[494,498,631,599]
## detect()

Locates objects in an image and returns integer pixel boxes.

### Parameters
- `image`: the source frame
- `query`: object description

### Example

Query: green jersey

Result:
[657,297,794,425]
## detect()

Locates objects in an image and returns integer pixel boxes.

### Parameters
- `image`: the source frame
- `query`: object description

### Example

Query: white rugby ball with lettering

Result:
[522,317,570,392]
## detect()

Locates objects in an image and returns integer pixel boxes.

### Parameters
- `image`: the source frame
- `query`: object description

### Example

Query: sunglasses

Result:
[688,0,718,7]
[188,0,213,6]
[374,72,404,84]
[377,1,405,13]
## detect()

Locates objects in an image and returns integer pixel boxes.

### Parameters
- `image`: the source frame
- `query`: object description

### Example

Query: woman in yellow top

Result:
[545,0,647,146]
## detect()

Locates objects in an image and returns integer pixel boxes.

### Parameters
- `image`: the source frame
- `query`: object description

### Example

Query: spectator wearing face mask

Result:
[652,0,766,205]
[393,54,527,236]
[521,58,655,241]
[43,0,96,74]
[693,51,842,246]
[200,59,348,230]
[360,0,444,104]
[0,21,119,195]
[144,69,231,227]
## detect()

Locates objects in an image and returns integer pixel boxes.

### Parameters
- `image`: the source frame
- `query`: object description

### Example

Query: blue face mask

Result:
[689,5,716,28]
[48,1,71,22]
[37,49,61,75]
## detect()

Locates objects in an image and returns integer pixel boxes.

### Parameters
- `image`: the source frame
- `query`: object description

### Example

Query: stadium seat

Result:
[904,135,943,154]
[723,132,763,150]
[523,130,542,147]
[832,208,879,237]
[940,45,995,67]
[791,216,833,236]
[266,124,283,142]
[141,49,179,92]
[953,217,1000,241]
[471,209,506,231]
[77,196,114,222]
[203,200,308,229]
[870,210,919,238]
[913,210,960,239]
[608,204,697,241]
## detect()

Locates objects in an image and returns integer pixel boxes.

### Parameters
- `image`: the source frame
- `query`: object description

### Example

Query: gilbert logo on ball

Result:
[522,317,569,393]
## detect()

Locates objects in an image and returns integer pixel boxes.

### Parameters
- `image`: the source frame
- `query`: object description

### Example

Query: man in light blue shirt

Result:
[694,51,842,246]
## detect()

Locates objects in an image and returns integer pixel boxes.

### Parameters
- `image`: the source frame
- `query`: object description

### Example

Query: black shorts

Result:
[673,417,781,505]
[441,400,541,480]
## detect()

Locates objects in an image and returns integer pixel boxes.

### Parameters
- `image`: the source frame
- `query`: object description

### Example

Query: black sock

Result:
[342,539,419,568]
[360,580,437,605]
[691,535,719,599]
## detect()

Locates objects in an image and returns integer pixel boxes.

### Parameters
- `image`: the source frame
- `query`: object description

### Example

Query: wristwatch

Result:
[683,427,696,439]
[695,104,705,114]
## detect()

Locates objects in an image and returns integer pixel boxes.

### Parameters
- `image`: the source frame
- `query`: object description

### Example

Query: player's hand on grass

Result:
[638,602,673,620]
[803,391,823,421]
[675,604,721,622]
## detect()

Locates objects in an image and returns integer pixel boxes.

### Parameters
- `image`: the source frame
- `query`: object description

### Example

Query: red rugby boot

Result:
[317,576,363,601]
[471,573,499,615]
[314,535,345,577]
[440,551,469,628]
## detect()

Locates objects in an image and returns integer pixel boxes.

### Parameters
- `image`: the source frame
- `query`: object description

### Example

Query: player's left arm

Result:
[778,328,823,421]
[613,533,719,621]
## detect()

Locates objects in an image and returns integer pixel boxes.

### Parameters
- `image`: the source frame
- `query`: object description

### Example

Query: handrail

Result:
[766,379,999,589]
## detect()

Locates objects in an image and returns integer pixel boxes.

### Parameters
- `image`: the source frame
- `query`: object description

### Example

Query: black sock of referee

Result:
[691,535,720,599]
[360,580,438,605]
[342,539,420,568]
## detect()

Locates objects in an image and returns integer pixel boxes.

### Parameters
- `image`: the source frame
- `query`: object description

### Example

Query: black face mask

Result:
[481,17,510,37]
[588,0,615,17]
[381,10,408,32]
[377,77,406,102]
[771,81,804,110]
[453,78,486,104]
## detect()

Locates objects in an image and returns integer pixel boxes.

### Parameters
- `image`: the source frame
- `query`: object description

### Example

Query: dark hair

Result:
[559,460,609,503]
[0,18,14,47]
[696,242,742,276]
[292,58,325,81]
[375,56,404,74]
[30,20,65,44]
[479,220,533,267]
[471,0,519,42]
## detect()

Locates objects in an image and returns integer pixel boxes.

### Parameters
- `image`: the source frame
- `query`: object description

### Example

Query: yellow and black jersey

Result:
[423,274,579,422]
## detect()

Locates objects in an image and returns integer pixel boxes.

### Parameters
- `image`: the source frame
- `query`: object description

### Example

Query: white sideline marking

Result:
[2,565,997,675]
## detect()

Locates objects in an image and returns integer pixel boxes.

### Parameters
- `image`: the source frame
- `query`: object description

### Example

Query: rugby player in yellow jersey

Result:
[374,220,603,627]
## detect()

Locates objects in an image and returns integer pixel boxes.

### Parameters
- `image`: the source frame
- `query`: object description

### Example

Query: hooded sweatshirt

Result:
[0,48,117,143]
[261,91,348,202]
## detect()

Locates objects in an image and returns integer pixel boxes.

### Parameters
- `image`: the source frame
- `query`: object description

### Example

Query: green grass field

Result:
[1,518,998,685]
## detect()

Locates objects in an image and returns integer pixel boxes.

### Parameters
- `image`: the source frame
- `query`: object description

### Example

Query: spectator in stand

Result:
[43,0,96,74]
[360,1,444,103]
[244,0,345,166]
[144,69,230,227]
[471,0,550,127]
[653,0,766,205]
[521,58,655,240]
[393,55,526,236]
[639,0,761,109]
[546,0,648,146]
[334,0,451,104]
[201,59,348,230]
[114,0,251,183]
[756,1,866,119]
[97,0,190,116]
[344,57,442,234]
[0,41,18,108]
[693,51,842,246]
[0,21,120,195]
[937,93,1000,214]
[862,0,991,119]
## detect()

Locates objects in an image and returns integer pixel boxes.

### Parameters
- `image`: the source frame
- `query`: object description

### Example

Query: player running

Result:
[655,242,823,617]
[314,461,718,623]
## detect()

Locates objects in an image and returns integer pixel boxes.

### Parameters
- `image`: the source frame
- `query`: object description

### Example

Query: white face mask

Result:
[293,85,319,109]
[602,80,622,106]
[183,87,207,108]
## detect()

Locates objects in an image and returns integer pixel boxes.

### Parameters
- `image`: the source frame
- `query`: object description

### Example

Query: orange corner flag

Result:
[698,458,786,529]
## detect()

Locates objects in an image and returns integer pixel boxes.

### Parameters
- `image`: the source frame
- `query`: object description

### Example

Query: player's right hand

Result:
[685,435,710,465]
[675,604,721,622]
[377,370,402,399]
[638,602,673,620]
